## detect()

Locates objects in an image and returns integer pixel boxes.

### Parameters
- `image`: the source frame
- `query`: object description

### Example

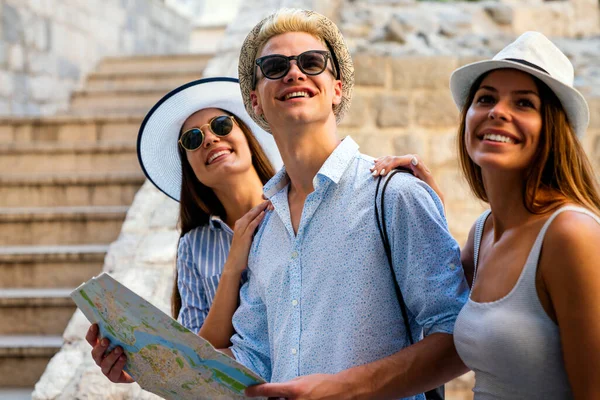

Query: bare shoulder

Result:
[541,209,600,282]
[544,209,600,250]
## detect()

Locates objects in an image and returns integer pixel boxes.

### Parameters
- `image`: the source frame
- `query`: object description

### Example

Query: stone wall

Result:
[340,0,600,96]
[32,0,600,399]
[0,0,192,116]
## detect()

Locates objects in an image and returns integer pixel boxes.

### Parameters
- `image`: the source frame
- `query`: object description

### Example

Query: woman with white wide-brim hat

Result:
[372,31,600,398]
[85,77,282,385]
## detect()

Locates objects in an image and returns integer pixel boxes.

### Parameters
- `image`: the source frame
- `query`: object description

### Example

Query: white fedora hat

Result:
[450,31,589,138]
[137,77,283,201]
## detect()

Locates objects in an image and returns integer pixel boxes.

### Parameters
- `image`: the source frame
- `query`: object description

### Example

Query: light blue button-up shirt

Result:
[230,137,468,399]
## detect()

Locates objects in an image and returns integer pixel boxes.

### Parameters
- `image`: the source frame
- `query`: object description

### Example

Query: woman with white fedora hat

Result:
[84,77,283,384]
[372,31,600,398]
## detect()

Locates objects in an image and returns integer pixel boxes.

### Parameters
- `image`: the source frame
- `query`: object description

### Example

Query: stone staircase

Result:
[0,53,211,392]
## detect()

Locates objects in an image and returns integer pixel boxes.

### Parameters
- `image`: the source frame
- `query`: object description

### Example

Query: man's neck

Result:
[272,118,340,198]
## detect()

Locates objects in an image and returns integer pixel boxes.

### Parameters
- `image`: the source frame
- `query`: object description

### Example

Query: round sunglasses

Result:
[178,115,236,151]
[252,50,338,88]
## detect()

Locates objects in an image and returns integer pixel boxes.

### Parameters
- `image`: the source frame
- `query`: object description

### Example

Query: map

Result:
[71,273,266,400]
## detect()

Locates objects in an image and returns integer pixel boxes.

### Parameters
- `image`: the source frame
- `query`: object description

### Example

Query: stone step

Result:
[70,87,171,113]
[0,114,143,144]
[0,172,144,207]
[0,142,139,174]
[96,53,212,74]
[0,335,62,387]
[0,245,107,288]
[0,388,33,400]
[0,289,74,335]
[0,206,128,246]
[86,70,203,91]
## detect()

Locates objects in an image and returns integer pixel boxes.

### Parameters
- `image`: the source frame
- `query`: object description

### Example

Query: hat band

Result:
[503,58,549,75]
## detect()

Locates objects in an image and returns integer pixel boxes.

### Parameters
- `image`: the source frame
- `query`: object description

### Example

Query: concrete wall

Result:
[0,0,192,117]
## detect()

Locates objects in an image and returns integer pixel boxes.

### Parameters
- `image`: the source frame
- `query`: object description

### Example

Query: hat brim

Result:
[450,60,590,138]
[137,77,283,202]
[238,10,355,133]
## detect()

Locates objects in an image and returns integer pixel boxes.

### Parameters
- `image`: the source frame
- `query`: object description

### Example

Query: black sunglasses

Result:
[253,50,338,88]
[178,115,236,151]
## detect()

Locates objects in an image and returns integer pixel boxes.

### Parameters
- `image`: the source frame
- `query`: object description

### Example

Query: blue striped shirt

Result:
[230,137,469,398]
[176,216,246,333]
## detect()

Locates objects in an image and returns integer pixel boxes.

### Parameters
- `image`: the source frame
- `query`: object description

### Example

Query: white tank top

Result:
[454,206,600,399]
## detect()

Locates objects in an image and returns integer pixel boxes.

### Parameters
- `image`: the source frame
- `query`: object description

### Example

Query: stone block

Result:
[512,5,572,37]
[12,73,28,102]
[0,42,6,68]
[340,91,371,129]
[589,97,600,130]
[353,54,387,87]
[393,134,425,157]
[0,99,10,116]
[27,51,58,75]
[414,90,459,127]
[57,57,81,80]
[387,9,440,41]
[8,45,25,71]
[29,75,55,101]
[137,231,179,265]
[376,94,410,128]
[429,130,459,167]
[355,134,395,158]
[392,56,458,90]
[31,346,83,399]
[26,0,54,17]
[484,4,514,25]
[2,3,24,44]
[0,70,14,97]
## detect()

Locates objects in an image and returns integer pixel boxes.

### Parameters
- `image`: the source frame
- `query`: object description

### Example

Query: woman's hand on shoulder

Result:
[85,324,135,384]
[370,154,445,208]
[225,200,271,275]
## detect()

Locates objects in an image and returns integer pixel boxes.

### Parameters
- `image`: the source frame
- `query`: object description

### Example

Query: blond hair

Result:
[254,8,328,57]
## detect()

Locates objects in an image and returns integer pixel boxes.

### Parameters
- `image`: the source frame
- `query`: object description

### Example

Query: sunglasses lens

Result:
[210,116,234,136]
[261,56,289,79]
[180,128,203,150]
[299,51,327,74]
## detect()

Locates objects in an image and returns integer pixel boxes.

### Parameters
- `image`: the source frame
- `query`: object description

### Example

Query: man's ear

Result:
[332,79,343,106]
[250,91,263,116]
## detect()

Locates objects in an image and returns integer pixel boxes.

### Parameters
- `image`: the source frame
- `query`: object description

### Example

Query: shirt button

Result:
[291,348,297,355]
[292,299,298,306]
[291,251,299,259]
[449,263,456,270]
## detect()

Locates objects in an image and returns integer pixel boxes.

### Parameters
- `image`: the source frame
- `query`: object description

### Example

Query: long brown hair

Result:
[457,70,600,216]
[171,112,275,318]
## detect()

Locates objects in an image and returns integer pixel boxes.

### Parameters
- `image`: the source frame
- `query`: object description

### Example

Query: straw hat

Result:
[238,9,354,133]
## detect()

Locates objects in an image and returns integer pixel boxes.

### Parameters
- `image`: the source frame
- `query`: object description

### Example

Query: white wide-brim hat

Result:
[137,77,283,201]
[450,31,589,138]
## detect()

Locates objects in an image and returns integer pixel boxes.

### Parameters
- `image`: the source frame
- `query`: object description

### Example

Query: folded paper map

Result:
[71,272,266,400]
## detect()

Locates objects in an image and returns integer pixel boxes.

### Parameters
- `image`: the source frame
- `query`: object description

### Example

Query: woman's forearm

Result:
[198,267,242,348]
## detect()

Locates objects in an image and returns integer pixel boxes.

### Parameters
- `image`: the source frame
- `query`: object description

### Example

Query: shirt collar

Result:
[209,215,228,231]
[263,136,359,199]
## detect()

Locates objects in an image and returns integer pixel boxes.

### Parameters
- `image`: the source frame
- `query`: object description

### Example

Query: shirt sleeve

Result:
[229,267,272,381]
[382,172,469,336]
[176,233,209,334]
